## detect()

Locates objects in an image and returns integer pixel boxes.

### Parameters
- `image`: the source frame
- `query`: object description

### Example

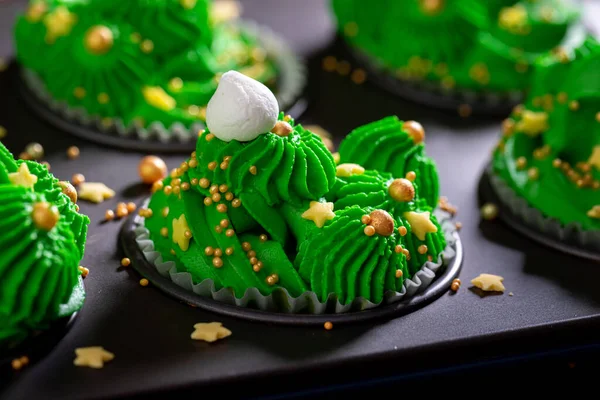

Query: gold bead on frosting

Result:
[58,181,77,203]
[138,156,167,184]
[31,202,59,231]
[85,25,114,55]
[368,210,395,236]
[403,121,425,144]
[271,121,294,137]
[388,178,415,202]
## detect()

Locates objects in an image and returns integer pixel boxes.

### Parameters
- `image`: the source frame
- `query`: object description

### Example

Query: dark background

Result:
[1,0,600,398]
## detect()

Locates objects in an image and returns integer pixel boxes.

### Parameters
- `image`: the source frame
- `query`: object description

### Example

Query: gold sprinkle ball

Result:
[247,250,257,258]
[395,269,403,278]
[85,25,114,55]
[249,166,257,175]
[58,181,77,203]
[152,180,164,193]
[126,202,137,213]
[418,245,428,255]
[208,161,217,170]
[271,120,294,137]
[388,178,415,202]
[242,242,252,251]
[259,234,268,242]
[105,210,115,221]
[368,210,395,236]
[232,198,242,208]
[364,225,376,236]
[11,359,23,370]
[225,229,235,237]
[225,247,234,256]
[25,142,44,160]
[214,248,223,257]
[481,203,499,221]
[324,321,333,330]
[140,278,149,286]
[405,171,417,181]
[121,258,131,267]
[450,278,461,292]
[361,215,371,224]
[403,120,425,144]
[78,266,89,278]
[213,257,224,268]
[71,173,85,186]
[138,155,167,184]
[398,226,408,236]
[266,274,279,285]
[219,184,229,193]
[31,202,59,231]
[217,204,228,213]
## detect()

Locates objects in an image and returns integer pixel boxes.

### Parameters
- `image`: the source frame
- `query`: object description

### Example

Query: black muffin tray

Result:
[2,0,600,398]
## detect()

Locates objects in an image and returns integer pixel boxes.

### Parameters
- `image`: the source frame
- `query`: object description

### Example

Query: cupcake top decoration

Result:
[0,142,89,348]
[135,72,456,310]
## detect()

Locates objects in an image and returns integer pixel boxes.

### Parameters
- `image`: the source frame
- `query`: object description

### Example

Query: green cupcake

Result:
[14,0,280,135]
[0,142,89,348]
[331,0,582,95]
[134,72,454,312]
[491,36,600,250]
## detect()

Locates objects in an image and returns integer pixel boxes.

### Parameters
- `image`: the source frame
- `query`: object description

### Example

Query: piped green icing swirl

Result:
[493,36,600,231]
[0,142,89,347]
[145,113,448,305]
[332,0,581,93]
[14,0,278,129]
[338,116,439,208]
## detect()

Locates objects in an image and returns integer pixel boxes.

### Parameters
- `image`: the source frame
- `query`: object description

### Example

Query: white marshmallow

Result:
[206,71,279,142]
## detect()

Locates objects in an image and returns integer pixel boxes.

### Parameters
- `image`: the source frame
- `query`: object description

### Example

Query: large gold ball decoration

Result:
[138,156,168,184]
[420,0,445,15]
[388,178,415,202]
[31,202,60,231]
[85,25,114,55]
[271,121,293,137]
[58,181,78,203]
[403,120,425,144]
[368,210,395,236]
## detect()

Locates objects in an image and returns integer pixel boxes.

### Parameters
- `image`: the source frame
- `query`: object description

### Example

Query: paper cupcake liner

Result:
[18,20,306,151]
[486,165,600,255]
[131,206,457,314]
[343,22,587,116]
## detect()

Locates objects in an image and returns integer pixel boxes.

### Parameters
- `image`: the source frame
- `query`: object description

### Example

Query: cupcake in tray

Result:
[0,142,89,351]
[129,71,459,315]
[13,0,305,148]
[489,36,600,256]
[330,0,584,112]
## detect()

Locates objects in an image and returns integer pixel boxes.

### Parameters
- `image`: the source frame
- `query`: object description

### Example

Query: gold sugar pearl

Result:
[450,278,461,292]
[324,321,333,331]
[220,161,229,170]
[215,226,223,233]
[184,230,192,239]
[140,278,149,287]
[403,120,425,144]
[242,242,252,251]
[225,247,234,256]
[67,146,80,159]
[368,210,395,236]
[160,227,169,237]
[190,178,199,186]
[204,197,213,206]
[72,173,85,186]
[225,229,235,237]
[247,250,257,258]
[189,159,198,168]
[140,39,153,53]
[58,181,77,203]
[217,204,228,213]
[126,202,137,213]
[152,181,164,193]
[31,202,59,231]
[361,215,371,224]
[225,192,234,201]
[205,133,215,141]
[388,178,415,202]
[364,226,376,236]
[78,266,89,278]
[213,257,223,268]
[41,161,51,171]
[516,157,527,169]
[259,234,268,242]
[232,199,242,208]
[271,121,294,137]
[121,258,131,267]
[173,186,181,195]
[528,167,540,180]
[180,161,189,172]
[395,269,403,278]
[249,166,257,175]
[219,184,228,193]
[172,178,181,187]
[405,171,416,181]
[249,257,258,265]
[266,274,279,285]
[481,203,499,220]
[208,161,217,170]
[164,185,173,195]
[205,247,214,256]
[224,156,232,162]
[395,245,403,254]
[210,185,219,194]
[212,193,221,202]
[418,245,428,255]
[398,226,408,236]
[569,100,580,111]
[181,182,190,191]
[253,265,261,272]
[170,249,176,255]
[220,219,229,228]
[214,248,223,257]
[105,210,115,221]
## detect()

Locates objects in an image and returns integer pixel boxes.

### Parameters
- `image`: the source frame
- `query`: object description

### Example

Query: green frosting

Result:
[493,36,600,231]
[0,142,89,347]
[14,0,277,128]
[145,111,447,304]
[331,0,581,93]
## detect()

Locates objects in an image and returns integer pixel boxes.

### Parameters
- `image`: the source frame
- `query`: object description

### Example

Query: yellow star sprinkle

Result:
[515,110,549,137]
[471,274,505,292]
[588,146,600,171]
[43,6,77,43]
[191,322,232,342]
[142,86,176,111]
[302,201,335,228]
[73,347,114,369]
[172,214,191,251]
[336,163,365,178]
[403,211,438,241]
[78,182,115,203]
[9,163,38,189]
